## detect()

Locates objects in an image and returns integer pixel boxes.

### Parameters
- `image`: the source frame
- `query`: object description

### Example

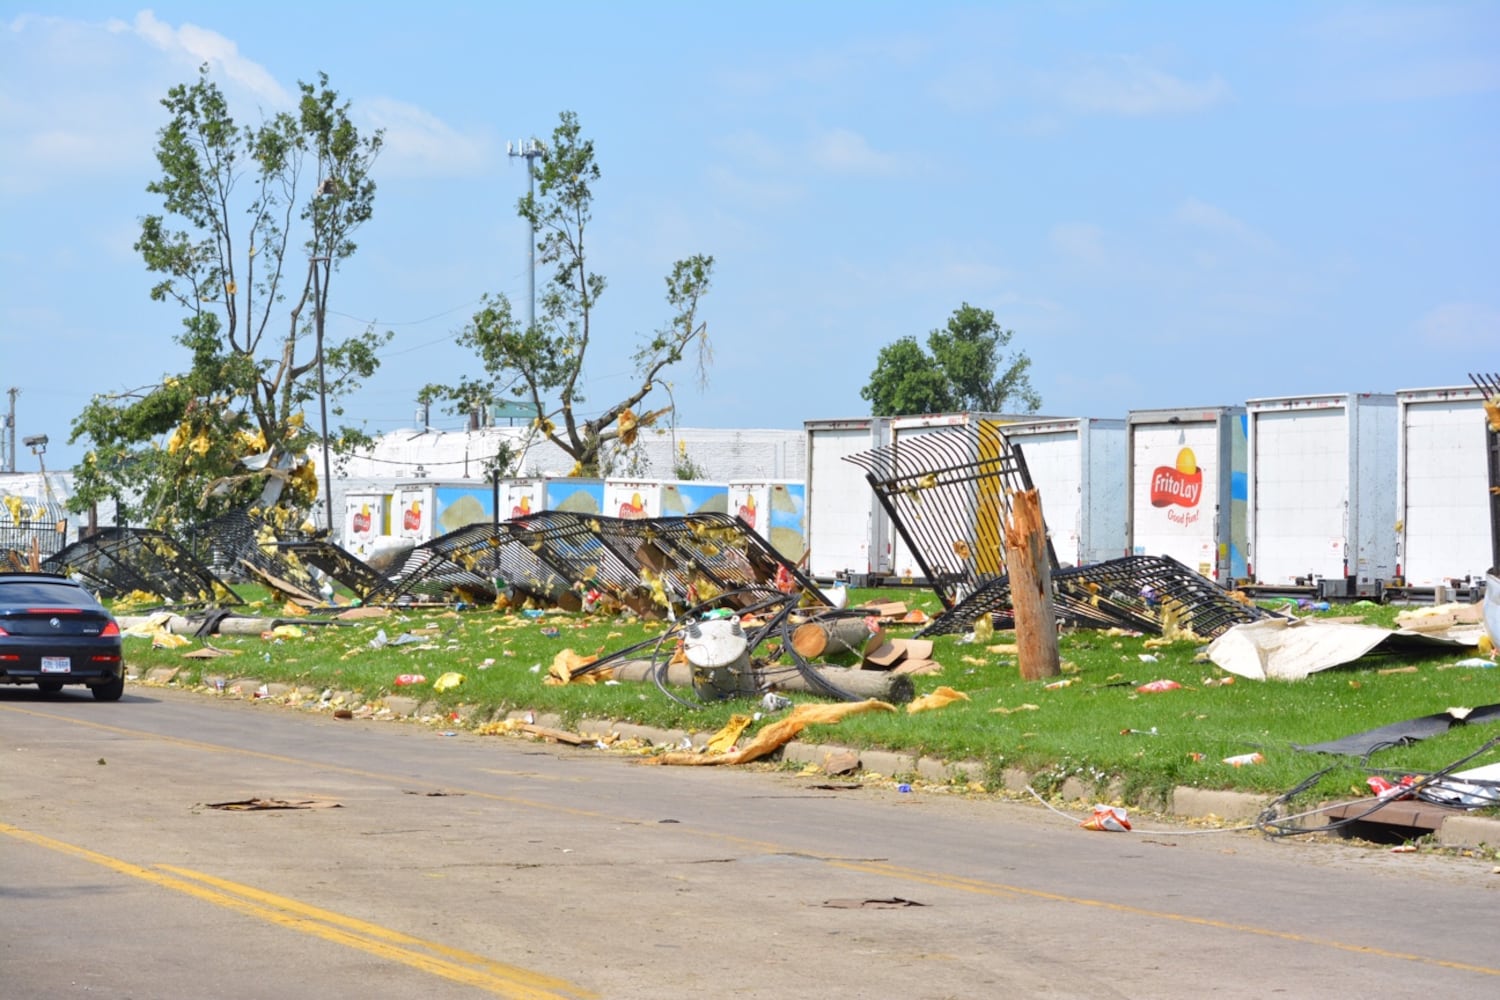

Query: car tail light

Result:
[0,624,9,636]
[101,620,121,637]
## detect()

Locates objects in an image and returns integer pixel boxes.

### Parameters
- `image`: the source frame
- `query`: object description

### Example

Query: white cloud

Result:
[362,98,494,179]
[716,130,789,172]
[1173,197,1274,251]
[1052,55,1229,116]
[1049,222,1108,266]
[1299,6,1500,102]
[1417,302,1500,348]
[705,165,806,209]
[130,11,289,106]
[928,62,1008,114]
[806,127,903,175]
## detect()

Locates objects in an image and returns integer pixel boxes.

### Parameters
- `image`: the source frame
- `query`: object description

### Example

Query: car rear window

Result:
[0,580,100,608]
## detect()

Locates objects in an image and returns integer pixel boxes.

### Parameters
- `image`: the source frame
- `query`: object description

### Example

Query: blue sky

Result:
[3,2,1497,472]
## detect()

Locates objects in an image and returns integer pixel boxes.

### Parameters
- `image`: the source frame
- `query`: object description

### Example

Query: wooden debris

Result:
[1003,488,1060,680]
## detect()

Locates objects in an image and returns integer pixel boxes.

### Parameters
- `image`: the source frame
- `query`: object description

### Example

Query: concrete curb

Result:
[132,676,1500,845]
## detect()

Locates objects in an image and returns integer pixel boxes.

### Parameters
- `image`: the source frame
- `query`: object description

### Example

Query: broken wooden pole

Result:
[160,614,269,636]
[1003,488,1059,680]
[607,658,912,703]
[771,666,913,703]
[789,617,879,660]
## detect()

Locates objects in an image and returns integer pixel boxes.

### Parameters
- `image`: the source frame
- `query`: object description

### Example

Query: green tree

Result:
[426,111,714,477]
[861,303,1040,416]
[69,66,389,530]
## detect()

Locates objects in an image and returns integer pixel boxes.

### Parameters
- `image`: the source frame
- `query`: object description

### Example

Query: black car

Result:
[0,573,125,701]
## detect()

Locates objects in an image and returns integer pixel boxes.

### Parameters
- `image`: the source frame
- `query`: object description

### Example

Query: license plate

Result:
[41,657,71,674]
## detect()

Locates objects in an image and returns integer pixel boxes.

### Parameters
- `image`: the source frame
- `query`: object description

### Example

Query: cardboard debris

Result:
[892,658,943,677]
[182,647,239,659]
[864,601,908,621]
[820,750,861,775]
[863,637,935,670]
[1396,603,1484,632]
[336,606,391,620]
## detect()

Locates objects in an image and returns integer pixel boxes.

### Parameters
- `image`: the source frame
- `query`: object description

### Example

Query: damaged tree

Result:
[69,66,390,532]
[425,111,715,477]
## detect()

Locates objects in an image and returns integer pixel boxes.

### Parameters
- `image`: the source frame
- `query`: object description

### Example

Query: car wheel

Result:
[91,674,125,702]
[37,679,64,694]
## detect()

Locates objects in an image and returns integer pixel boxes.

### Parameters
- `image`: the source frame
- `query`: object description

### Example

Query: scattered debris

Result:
[432,672,464,692]
[1080,805,1131,832]
[1208,615,1487,681]
[1294,704,1500,756]
[922,555,1272,640]
[650,699,897,766]
[823,897,926,909]
[906,686,971,714]
[1222,753,1264,767]
[205,798,342,811]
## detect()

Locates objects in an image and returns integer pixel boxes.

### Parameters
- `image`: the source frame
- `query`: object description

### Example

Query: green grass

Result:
[117,588,1500,813]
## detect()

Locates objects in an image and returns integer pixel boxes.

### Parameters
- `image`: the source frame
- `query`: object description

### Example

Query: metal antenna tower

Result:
[506,137,546,330]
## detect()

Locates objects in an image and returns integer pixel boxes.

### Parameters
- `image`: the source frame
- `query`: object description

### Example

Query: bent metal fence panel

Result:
[920,554,1269,639]
[369,512,823,617]
[197,509,388,606]
[42,527,242,607]
[843,423,1049,610]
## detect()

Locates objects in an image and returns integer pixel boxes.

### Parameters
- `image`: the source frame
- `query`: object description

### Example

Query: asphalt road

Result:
[3,683,1497,999]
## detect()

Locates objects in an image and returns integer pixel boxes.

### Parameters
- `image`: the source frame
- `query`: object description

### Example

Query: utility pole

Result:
[310,255,334,533]
[506,137,546,331]
[4,387,16,473]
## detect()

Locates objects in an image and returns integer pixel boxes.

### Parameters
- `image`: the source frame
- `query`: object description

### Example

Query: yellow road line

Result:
[0,823,595,1000]
[9,703,1499,978]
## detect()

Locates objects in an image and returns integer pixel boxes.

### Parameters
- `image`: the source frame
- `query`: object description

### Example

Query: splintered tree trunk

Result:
[1003,488,1059,680]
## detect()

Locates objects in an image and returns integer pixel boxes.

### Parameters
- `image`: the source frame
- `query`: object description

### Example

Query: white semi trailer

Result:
[1246,393,1397,597]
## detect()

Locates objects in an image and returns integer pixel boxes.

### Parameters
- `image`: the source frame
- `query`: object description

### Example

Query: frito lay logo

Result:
[402,501,422,530]
[351,505,372,534]
[1150,449,1203,508]
[737,495,757,528]
[618,492,647,518]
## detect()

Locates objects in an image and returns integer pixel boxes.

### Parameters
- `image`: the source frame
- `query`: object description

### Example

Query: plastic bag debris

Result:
[705,714,753,753]
[1136,679,1181,693]
[760,692,793,713]
[1080,805,1131,832]
[368,629,389,650]
[393,674,427,686]
[432,672,464,692]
